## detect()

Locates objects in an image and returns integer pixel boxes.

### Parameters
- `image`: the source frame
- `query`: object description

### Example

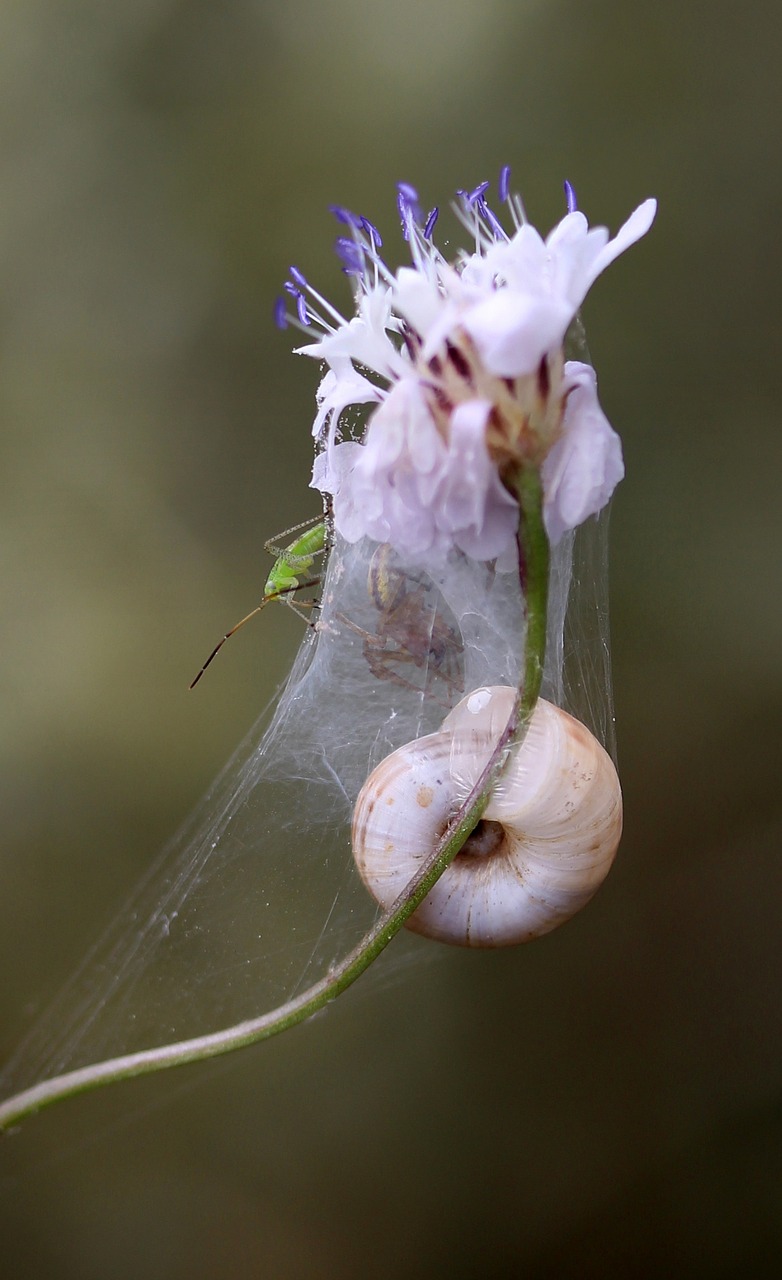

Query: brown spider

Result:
[340,543,465,701]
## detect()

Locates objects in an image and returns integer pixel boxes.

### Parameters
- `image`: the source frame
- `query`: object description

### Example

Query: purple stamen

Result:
[397,182,422,238]
[498,164,511,203]
[273,297,287,330]
[563,180,578,214]
[296,293,310,326]
[361,215,382,247]
[283,280,299,296]
[289,266,308,288]
[329,204,362,227]
[467,180,490,205]
[476,196,505,240]
[423,206,439,239]
[335,237,364,273]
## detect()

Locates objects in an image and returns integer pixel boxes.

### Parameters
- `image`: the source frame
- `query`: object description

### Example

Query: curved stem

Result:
[0,470,549,1132]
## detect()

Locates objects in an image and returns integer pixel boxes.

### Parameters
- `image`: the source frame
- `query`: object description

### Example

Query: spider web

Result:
[0,507,615,1101]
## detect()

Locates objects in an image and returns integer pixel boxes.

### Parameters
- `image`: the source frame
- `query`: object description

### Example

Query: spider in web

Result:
[340,543,465,701]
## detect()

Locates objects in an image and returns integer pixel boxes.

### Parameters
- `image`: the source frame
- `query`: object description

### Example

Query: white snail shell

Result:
[352,686,623,947]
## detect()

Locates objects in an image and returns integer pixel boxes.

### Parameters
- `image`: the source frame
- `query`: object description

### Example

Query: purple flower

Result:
[284,175,655,558]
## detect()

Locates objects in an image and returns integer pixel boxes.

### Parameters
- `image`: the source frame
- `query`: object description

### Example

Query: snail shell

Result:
[352,686,622,947]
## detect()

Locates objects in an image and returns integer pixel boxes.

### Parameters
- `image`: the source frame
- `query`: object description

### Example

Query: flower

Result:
[278,172,655,559]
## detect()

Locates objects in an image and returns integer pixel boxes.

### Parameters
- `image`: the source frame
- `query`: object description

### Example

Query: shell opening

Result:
[456,819,506,861]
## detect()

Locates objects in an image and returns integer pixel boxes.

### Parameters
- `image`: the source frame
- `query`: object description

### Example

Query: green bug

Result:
[263,518,326,600]
[189,517,327,688]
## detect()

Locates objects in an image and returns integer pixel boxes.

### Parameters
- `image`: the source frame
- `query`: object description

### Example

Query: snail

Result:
[352,685,623,946]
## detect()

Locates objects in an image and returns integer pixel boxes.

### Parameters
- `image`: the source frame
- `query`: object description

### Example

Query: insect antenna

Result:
[189,578,321,689]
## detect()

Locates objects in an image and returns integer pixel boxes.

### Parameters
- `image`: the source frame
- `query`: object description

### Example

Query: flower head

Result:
[278,172,655,559]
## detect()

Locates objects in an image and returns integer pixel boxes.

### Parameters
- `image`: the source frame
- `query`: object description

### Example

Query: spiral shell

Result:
[351,685,623,946]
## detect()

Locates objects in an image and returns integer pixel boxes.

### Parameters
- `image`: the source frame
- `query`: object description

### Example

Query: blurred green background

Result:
[1,1,780,1276]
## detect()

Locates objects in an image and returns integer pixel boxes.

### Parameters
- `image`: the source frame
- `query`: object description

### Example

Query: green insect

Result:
[189,517,327,688]
[263,518,326,599]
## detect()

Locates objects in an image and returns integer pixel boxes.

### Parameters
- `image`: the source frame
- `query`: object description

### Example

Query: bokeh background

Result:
[1,1,780,1276]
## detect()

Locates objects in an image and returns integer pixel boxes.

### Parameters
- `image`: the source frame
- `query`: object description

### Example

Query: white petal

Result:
[550,199,657,312]
[296,286,407,381]
[437,401,493,528]
[463,291,572,377]
[455,492,518,561]
[541,362,624,543]
[435,401,519,560]
[485,223,548,290]
[393,267,444,337]
[311,361,383,443]
[310,440,363,497]
[591,198,657,280]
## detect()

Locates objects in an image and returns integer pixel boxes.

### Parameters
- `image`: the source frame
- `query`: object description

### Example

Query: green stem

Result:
[0,470,550,1132]
[515,465,550,723]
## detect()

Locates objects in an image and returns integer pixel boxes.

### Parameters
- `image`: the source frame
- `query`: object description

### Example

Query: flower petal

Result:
[547,199,657,312]
[435,401,519,560]
[311,362,383,444]
[462,291,573,378]
[541,362,625,544]
[393,267,444,338]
